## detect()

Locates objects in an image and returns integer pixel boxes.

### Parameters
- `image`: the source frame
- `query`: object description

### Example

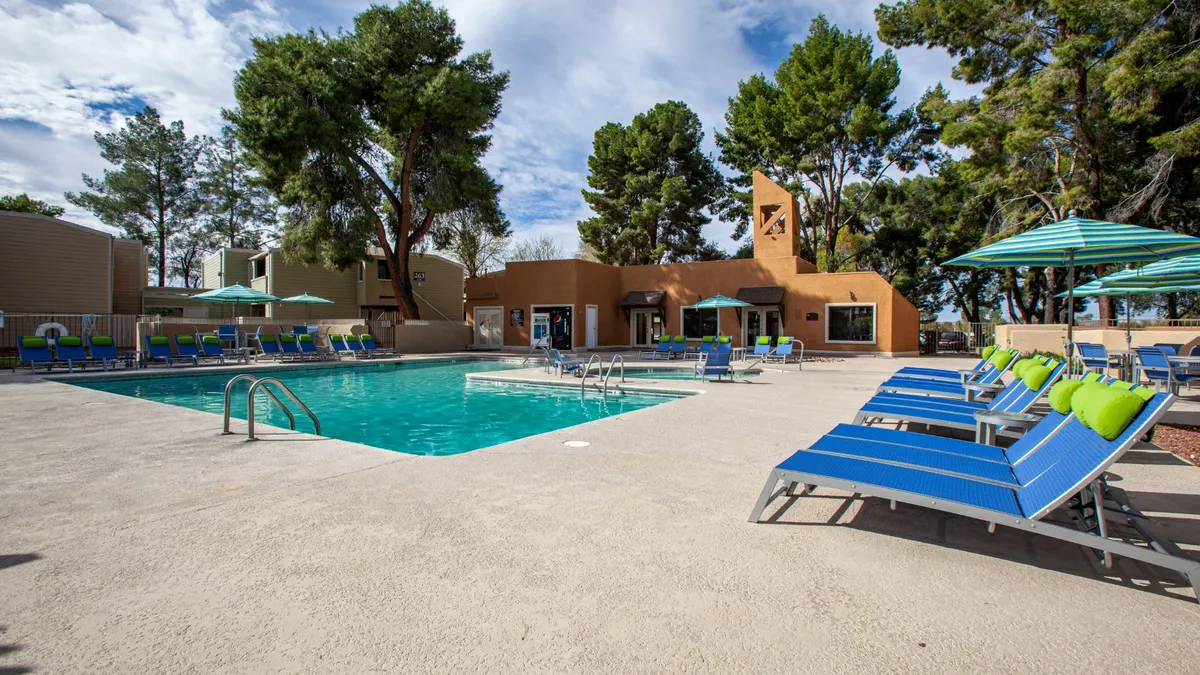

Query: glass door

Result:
[745,309,763,346]
[632,309,655,347]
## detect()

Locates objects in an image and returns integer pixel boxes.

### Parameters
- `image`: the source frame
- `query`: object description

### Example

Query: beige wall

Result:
[0,211,114,313]
[359,253,465,321]
[998,323,1200,353]
[202,248,257,289]
[264,253,359,321]
[394,322,472,353]
[112,239,147,314]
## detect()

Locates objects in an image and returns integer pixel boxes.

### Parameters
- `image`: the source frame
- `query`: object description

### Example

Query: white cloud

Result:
[0,0,978,256]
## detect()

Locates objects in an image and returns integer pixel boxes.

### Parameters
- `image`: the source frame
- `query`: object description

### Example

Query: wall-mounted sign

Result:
[806,312,819,321]
[510,308,524,326]
[532,313,550,346]
[413,271,426,282]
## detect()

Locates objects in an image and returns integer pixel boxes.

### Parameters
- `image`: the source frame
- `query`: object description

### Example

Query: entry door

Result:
[745,307,780,345]
[474,307,503,348]
[631,309,657,347]
[586,305,598,349]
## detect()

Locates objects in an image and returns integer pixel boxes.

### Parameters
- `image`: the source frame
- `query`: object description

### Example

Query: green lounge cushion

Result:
[329,334,344,341]
[149,336,170,346]
[260,334,277,342]
[717,336,731,343]
[701,336,715,343]
[1110,380,1134,391]
[778,337,792,345]
[988,350,1014,371]
[202,335,220,344]
[672,335,685,343]
[1082,372,1102,384]
[756,336,771,345]
[981,344,997,359]
[1081,387,1147,441]
[57,336,82,347]
[361,334,374,341]
[1021,364,1054,391]
[91,336,113,346]
[1048,379,1086,414]
[659,335,671,343]
[1070,382,1111,420]
[21,336,47,349]
[279,335,296,343]
[1011,358,1036,379]
[299,334,313,342]
[1131,386,1155,402]
[176,335,195,345]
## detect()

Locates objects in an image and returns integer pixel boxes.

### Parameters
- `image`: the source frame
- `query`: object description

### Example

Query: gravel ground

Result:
[1154,424,1200,465]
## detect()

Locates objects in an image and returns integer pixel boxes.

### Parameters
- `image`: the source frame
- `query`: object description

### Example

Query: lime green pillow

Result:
[362,333,374,341]
[149,336,169,346]
[756,336,771,345]
[778,337,792,345]
[202,335,219,344]
[673,335,686,343]
[717,336,731,343]
[1131,386,1155,402]
[982,344,997,360]
[21,336,47,349]
[1082,371,1102,384]
[279,334,295,343]
[1070,382,1111,420]
[260,334,276,342]
[1110,380,1134,391]
[1022,364,1054,391]
[57,336,82,347]
[92,336,113,346]
[299,334,313,342]
[176,335,195,345]
[988,350,1015,371]
[1082,387,1147,441]
[1048,379,1085,414]
[701,336,714,343]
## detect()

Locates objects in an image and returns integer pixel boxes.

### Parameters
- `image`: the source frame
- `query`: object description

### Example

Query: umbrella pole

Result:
[1066,252,1076,370]
[1125,293,1132,348]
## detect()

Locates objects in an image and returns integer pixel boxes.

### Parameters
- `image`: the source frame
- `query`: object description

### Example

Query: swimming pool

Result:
[620,368,758,381]
[73,360,679,456]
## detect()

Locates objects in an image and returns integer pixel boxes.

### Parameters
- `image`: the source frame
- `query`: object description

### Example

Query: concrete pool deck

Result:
[2,355,1200,673]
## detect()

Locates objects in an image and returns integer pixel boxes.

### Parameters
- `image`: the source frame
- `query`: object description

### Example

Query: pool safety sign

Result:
[532,312,549,346]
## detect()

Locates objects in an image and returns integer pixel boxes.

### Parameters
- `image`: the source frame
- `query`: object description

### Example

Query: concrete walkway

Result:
[2,355,1199,673]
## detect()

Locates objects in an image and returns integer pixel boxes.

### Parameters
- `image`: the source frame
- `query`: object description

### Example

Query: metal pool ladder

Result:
[601,354,625,395]
[222,374,321,440]
[579,353,603,392]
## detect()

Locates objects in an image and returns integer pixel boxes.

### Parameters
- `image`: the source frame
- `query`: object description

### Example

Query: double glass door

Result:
[744,307,781,345]
[631,309,663,347]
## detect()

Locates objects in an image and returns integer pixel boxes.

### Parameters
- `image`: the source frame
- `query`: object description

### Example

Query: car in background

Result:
[937,331,968,352]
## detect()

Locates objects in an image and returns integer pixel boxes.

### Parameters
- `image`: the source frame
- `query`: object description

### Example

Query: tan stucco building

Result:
[465,173,920,355]
[0,210,146,315]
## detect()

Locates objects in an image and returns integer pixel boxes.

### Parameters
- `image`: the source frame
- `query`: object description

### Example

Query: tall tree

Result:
[716,15,938,271]
[228,1,508,319]
[431,207,511,277]
[197,126,277,248]
[579,101,725,265]
[168,225,215,288]
[0,193,65,217]
[508,234,564,262]
[66,106,202,286]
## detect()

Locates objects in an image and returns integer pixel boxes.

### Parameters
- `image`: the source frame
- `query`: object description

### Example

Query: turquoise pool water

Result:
[73,360,678,455]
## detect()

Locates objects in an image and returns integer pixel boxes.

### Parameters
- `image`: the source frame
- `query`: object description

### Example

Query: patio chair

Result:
[894,344,999,382]
[1075,343,1115,378]
[145,335,196,368]
[855,360,1067,442]
[1135,347,1199,394]
[277,333,302,361]
[359,334,398,357]
[1152,343,1181,356]
[714,336,732,353]
[297,333,324,360]
[292,325,309,335]
[87,335,122,370]
[876,349,1020,399]
[749,336,772,359]
[216,324,238,348]
[53,335,105,372]
[343,334,370,359]
[639,335,672,361]
[199,335,228,364]
[764,336,801,365]
[686,336,716,361]
[551,348,586,377]
[748,390,1200,599]
[174,335,223,365]
[693,349,733,381]
[15,336,67,374]
[255,331,282,361]
[667,335,688,359]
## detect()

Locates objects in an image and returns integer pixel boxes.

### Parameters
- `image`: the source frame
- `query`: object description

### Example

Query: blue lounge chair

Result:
[639,335,672,361]
[175,335,222,365]
[216,324,238,348]
[1136,347,1199,394]
[714,336,732,353]
[359,333,398,357]
[856,361,1066,440]
[894,352,992,382]
[686,336,716,361]
[551,348,585,377]
[1152,343,1181,356]
[145,335,196,367]
[693,349,733,381]
[328,334,363,360]
[297,333,323,360]
[16,336,66,373]
[343,334,370,359]
[876,349,1020,399]
[198,334,227,364]
[277,333,304,361]
[667,335,687,359]
[255,331,282,361]
[749,336,772,359]
[764,336,801,365]
[54,335,102,372]
[748,391,1200,597]
[87,335,121,370]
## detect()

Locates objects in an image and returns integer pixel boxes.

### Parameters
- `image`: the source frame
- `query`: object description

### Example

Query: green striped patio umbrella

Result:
[944,212,1200,352]
[280,292,334,323]
[1058,279,1200,347]
[1098,253,1200,289]
[689,295,753,309]
[191,284,280,321]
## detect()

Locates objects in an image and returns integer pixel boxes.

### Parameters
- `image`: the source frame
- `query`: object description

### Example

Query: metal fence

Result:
[918,321,997,356]
[0,313,143,354]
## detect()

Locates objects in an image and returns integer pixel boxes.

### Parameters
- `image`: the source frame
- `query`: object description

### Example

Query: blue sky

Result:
[1,0,983,317]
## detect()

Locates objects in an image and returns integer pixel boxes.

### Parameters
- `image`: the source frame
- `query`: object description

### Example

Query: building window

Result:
[251,258,266,279]
[826,304,876,343]
[680,307,718,339]
[377,260,391,280]
[358,263,364,282]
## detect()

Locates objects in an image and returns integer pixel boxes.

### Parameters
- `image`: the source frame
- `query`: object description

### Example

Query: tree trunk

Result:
[157,231,166,287]
[1044,267,1057,324]
[1166,293,1179,321]
[389,247,421,319]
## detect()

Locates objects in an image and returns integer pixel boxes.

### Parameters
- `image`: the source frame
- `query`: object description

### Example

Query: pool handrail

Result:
[602,354,625,396]
[580,353,603,392]
[247,377,320,440]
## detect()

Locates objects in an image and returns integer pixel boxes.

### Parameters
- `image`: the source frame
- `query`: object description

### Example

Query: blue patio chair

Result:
[145,335,196,367]
[343,334,370,359]
[1153,343,1181,356]
[87,335,121,370]
[714,336,732,353]
[748,390,1200,599]
[686,336,716,361]
[173,335,220,365]
[693,349,733,381]
[216,324,238,348]
[639,335,672,361]
[53,335,102,372]
[255,330,282,361]
[199,334,227,364]
[16,336,66,374]
[1136,347,1199,394]
[764,336,801,365]
[894,344,1000,382]
[876,349,1020,399]
[277,333,302,360]
[359,333,398,357]
[297,333,324,360]
[292,325,309,335]
[749,336,772,358]
[1075,343,1114,377]
[551,348,585,377]
[668,335,688,359]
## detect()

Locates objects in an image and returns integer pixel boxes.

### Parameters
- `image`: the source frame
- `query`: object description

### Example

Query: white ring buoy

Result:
[35,322,69,337]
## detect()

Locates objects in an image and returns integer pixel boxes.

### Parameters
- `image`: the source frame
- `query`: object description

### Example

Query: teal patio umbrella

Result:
[280,292,334,323]
[689,294,753,309]
[944,211,1200,353]
[1058,279,1200,348]
[1098,253,1200,289]
[191,283,280,320]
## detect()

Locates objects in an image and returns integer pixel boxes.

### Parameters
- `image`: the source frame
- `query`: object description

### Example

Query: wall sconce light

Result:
[848,291,856,301]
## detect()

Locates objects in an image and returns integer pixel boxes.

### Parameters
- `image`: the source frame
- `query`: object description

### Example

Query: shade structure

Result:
[689,295,753,309]
[190,284,280,321]
[944,214,1200,353]
[1058,279,1200,347]
[280,293,335,323]
[1098,253,1200,289]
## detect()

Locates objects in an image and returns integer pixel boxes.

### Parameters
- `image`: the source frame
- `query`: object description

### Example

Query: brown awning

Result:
[736,287,785,305]
[619,290,666,308]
